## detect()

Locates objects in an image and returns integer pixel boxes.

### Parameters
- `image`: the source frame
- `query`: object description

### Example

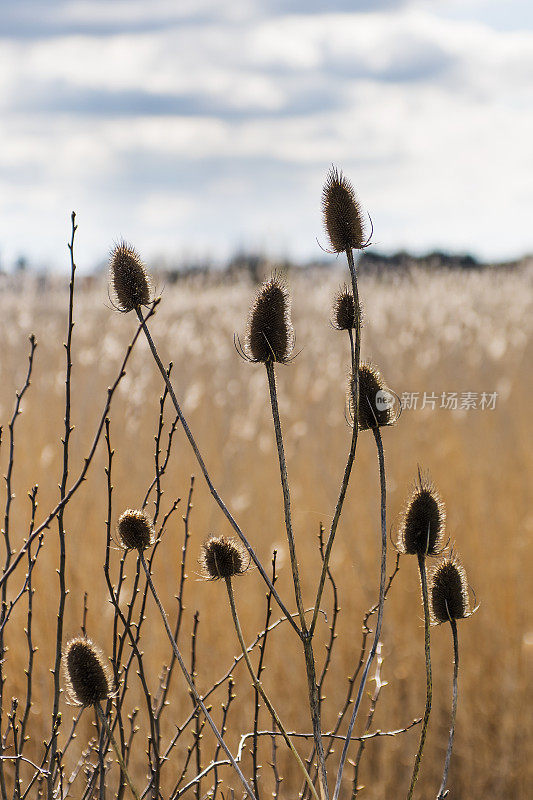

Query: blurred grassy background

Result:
[0,261,531,798]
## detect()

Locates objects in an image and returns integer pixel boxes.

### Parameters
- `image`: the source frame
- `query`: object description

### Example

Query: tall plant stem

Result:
[135,309,298,637]
[265,360,329,800]
[437,619,458,799]
[407,554,432,800]
[137,551,257,800]
[264,361,306,628]
[311,247,360,637]
[49,211,76,798]
[95,703,140,800]
[225,578,320,800]
[332,425,387,800]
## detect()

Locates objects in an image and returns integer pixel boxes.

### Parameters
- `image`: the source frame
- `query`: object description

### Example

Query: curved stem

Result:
[437,619,458,799]
[225,578,320,800]
[138,551,257,800]
[136,309,299,637]
[95,703,140,800]
[407,554,432,800]
[332,425,387,800]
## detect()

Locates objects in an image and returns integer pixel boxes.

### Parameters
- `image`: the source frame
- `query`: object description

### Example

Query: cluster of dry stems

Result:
[0,170,477,800]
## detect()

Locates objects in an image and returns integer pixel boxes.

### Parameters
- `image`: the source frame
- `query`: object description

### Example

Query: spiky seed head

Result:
[350,363,393,430]
[322,167,366,253]
[201,536,248,580]
[332,285,356,330]
[117,509,155,551]
[63,638,111,707]
[245,275,294,364]
[430,557,471,623]
[109,241,151,312]
[398,471,446,557]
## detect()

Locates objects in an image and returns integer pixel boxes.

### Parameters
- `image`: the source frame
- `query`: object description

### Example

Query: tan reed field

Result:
[0,253,531,799]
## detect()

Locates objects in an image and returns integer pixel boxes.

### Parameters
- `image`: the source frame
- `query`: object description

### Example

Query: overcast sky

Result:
[1,0,532,270]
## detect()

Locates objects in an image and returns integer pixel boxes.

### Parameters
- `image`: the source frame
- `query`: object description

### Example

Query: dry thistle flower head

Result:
[109,241,151,312]
[350,363,394,430]
[322,166,366,253]
[398,470,446,557]
[245,274,294,363]
[332,285,356,330]
[63,638,111,707]
[117,509,155,551]
[201,535,248,580]
[430,557,473,623]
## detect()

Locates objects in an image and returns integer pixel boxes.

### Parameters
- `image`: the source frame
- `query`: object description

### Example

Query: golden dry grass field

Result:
[0,260,531,799]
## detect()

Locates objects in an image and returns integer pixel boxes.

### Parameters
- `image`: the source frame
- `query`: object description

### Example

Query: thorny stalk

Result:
[437,618,459,800]
[224,577,320,800]
[407,554,432,800]
[264,360,329,800]
[311,246,361,638]
[333,425,387,800]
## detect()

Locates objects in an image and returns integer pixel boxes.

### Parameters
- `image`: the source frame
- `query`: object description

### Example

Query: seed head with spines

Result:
[201,536,248,580]
[245,274,294,364]
[351,363,394,430]
[63,638,111,707]
[322,167,367,253]
[332,285,357,331]
[430,557,472,623]
[109,241,151,312]
[397,470,446,557]
[117,509,155,551]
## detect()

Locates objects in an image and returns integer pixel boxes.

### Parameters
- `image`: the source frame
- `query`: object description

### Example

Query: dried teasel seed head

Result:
[332,285,356,331]
[349,363,394,430]
[397,470,446,557]
[201,536,248,580]
[117,509,155,551]
[430,557,471,623]
[322,166,366,253]
[245,275,294,364]
[63,638,111,707]
[109,241,151,312]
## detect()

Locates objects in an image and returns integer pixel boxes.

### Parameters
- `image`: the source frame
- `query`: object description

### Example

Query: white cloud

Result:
[0,3,532,268]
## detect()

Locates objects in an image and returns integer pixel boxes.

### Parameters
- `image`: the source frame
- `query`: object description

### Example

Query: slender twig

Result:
[351,642,386,798]
[0,302,158,593]
[137,550,258,800]
[49,210,77,796]
[332,426,388,800]
[252,552,277,799]
[135,309,298,636]
[155,477,194,719]
[237,719,422,752]
[224,577,320,800]
[95,703,140,800]
[189,611,202,800]
[437,618,458,800]
[0,333,36,800]
[407,554,432,800]
[212,677,235,800]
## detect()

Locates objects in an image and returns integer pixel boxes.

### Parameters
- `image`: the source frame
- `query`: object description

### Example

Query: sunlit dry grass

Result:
[0,261,531,798]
